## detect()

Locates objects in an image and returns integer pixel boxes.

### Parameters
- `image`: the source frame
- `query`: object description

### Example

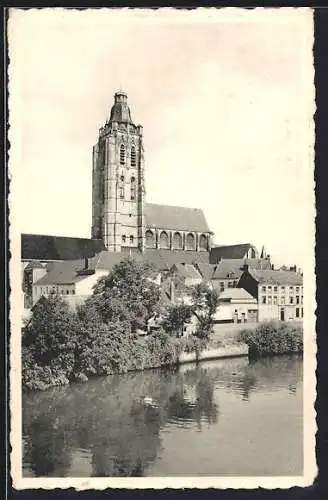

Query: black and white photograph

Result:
[9,7,316,489]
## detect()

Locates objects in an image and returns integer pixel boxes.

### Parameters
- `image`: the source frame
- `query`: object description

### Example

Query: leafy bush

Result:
[238,321,303,358]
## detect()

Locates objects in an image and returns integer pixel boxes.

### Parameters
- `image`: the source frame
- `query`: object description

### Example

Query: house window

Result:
[290,296,294,304]
[268,296,272,305]
[130,235,134,245]
[262,296,266,304]
[281,286,285,291]
[120,144,125,165]
[61,289,64,294]
[273,296,278,305]
[296,286,300,293]
[228,281,233,288]
[122,235,126,244]
[289,286,294,292]
[220,282,224,292]
[130,177,136,200]
[268,286,272,291]
[262,286,266,292]
[301,295,303,304]
[281,296,285,304]
[274,286,278,292]
[119,175,125,198]
[296,308,300,318]
[233,281,237,288]
[130,146,136,167]
[72,289,75,295]
[301,308,304,318]
[296,295,300,304]
[66,290,69,295]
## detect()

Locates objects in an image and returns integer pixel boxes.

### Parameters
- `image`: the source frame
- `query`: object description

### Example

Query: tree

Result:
[23,293,78,369]
[190,283,219,340]
[162,304,192,338]
[87,258,161,332]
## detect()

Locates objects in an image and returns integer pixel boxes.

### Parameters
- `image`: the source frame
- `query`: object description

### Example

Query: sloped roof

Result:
[22,234,106,261]
[34,248,211,286]
[219,288,257,301]
[213,258,272,280]
[145,203,210,232]
[145,249,210,270]
[172,263,202,281]
[210,244,254,262]
[195,263,217,280]
[34,259,91,286]
[248,269,303,286]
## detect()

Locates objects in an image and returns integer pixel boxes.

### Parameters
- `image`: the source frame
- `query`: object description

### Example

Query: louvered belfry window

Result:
[131,146,136,167]
[120,144,125,165]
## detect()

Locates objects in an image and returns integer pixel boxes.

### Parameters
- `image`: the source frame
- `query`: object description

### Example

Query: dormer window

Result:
[120,144,125,165]
[131,146,136,167]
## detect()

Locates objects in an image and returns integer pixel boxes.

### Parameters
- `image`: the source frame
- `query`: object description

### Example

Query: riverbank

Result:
[238,320,303,358]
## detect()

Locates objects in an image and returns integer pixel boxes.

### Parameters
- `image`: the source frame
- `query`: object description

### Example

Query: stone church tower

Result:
[91,91,145,251]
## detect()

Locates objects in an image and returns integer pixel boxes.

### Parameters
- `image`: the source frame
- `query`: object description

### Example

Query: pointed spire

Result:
[260,245,266,259]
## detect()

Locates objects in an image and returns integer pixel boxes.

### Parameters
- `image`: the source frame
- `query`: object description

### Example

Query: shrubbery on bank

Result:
[238,321,303,359]
[22,259,219,391]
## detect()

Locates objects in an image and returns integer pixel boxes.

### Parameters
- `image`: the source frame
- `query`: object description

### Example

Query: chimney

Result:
[84,257,89,270]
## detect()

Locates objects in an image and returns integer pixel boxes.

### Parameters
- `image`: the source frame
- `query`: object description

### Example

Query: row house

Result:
[238,267,303,322]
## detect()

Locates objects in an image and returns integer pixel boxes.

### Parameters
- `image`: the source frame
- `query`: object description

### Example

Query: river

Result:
[22,355,303,477]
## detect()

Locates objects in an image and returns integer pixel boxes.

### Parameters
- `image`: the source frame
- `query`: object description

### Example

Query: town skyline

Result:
[9,8,314,268]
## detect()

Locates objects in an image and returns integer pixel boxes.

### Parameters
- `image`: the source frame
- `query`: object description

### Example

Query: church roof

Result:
[21,234,106,261]
[145,203,210,233]
[210,243,255,262]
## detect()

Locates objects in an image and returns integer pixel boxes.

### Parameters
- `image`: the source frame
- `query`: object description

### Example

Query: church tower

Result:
[91,91,145,252]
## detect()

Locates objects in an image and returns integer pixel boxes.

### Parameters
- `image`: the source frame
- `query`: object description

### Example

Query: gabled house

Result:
[211,258,272,294]
[238,267,303,322]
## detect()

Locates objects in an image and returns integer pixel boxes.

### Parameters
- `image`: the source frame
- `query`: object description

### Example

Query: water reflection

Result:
[22,355,302,477]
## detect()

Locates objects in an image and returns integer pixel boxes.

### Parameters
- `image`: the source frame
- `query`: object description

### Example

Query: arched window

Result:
[145,230,155,248]
[199,234,208,250]
[130,235,134,245]
[186,232,195,250]
[119,175,125,198]
[172,232,183,249]
[122,235,126,244]
[130,177,136,200]
[159,231,169,249]
[130,146,136,167]
[120,144,125,165]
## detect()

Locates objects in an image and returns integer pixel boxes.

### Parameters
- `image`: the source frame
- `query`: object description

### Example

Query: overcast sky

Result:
[9,8,314,267]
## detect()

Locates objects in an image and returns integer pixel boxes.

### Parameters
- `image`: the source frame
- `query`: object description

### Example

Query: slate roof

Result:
[22,234,106,261]
[248,269,303,286]
[34,249,211,286]
[212,258,271,280]
[172,263,202,281]
[194,263,217,280]
[145,203,210,233]
[219,288,257,301]
[210,244,255,263]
